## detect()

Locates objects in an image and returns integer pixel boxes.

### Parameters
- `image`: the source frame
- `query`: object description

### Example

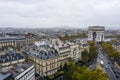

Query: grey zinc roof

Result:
[27,45,59,60]
[81,44,88,47]
[0,51,24,64]
[113,42,120,46]
[0,36,25,41]
[0,72,11,80]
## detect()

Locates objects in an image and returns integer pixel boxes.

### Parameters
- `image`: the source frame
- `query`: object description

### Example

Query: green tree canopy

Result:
[63,62,108,80]
[101,42,120,58]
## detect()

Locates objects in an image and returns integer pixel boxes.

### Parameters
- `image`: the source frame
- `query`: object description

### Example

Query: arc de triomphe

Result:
[88,26,105,42]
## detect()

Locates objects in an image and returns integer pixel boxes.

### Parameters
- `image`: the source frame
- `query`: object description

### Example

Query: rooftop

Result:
[113,42,120,46]
[88,26,105,31]
[0,36,25,41]
[89,26,105,28]
[26,41,59,60]
[0,50,24,64]
[0,62,34,79]
[35,40,49,47]
[0,72,11,80]
[10,62,34,78]
[81,43,89,47]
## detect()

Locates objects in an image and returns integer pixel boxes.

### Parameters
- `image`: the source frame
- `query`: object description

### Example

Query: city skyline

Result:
[0,0,120,29]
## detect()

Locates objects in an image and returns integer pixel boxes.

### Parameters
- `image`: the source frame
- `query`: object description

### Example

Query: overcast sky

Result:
[0,0,120,29]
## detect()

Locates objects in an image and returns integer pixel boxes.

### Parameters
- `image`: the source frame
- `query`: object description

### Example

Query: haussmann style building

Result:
[24,41,60,77]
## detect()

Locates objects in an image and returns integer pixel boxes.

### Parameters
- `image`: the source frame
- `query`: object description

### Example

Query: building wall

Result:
[0,39,26,48]
[70,44,81,61]
[112,44,120,53]
[15,65,35,80]
[28,55,60,77]
[58,46,71,66]
[0,37,37,49]
[1,58,25,69]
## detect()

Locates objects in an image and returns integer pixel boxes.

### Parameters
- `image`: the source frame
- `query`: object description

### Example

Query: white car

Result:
[105,66,108,68]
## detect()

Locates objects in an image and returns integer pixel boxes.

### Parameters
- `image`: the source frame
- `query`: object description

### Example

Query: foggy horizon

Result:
[0,0,120,30]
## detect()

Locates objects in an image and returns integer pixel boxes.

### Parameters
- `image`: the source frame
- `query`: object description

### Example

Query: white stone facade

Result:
[25,41,60,76]
[88,26,105,42]
[15,65,35,80]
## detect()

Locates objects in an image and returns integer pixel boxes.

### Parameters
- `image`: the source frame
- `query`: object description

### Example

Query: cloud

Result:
[0,0,120,29]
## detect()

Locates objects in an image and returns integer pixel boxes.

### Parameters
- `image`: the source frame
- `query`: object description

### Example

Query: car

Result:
[108,62,110,64]
[114,71,117,74]
[103,69,106,73]
[105,66,108,68]
[101,56,103,59]
[117,72,120,75]
[115,74,119,79]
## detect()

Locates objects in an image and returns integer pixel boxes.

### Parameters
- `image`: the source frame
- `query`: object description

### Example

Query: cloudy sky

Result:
[0,0,120,29]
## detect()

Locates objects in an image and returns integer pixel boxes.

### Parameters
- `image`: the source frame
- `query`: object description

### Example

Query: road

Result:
[96,43,120,80]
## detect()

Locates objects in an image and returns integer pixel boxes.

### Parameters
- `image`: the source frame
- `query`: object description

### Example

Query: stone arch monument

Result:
[88,26,105,42]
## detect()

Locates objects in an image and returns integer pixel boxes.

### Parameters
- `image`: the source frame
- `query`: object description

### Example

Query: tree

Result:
[81,49,88,58]
[101,42,120,58]
[88,41,94,46]
[80,41,97,63]
[82,56,89,62]
[59,33,87,41]
[63,63,68,71]
[63,62,108,80]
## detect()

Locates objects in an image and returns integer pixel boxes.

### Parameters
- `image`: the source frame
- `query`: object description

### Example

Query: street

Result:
[96,43,120,80]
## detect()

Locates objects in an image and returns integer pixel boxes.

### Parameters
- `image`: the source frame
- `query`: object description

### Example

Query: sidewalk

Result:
[115,62,120,69]
[96,62,103,71]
